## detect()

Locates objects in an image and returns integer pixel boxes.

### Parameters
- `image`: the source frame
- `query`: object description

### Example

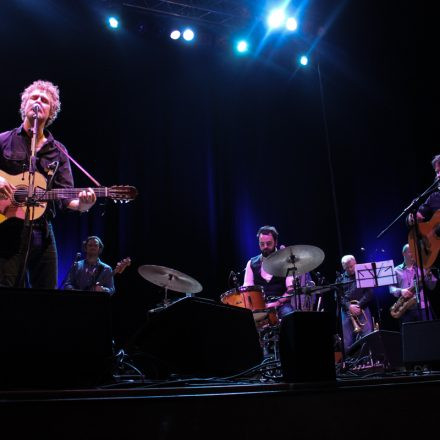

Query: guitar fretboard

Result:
[17,187,109,200]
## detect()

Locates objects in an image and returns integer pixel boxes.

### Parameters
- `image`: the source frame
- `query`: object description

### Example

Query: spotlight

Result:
[182,28,195,41]
[267,9,285,29]
[236,40,249,54]
[286,17,298,31]
[107,16,119,29]
[299,55,309,66]
[170,30,181,40]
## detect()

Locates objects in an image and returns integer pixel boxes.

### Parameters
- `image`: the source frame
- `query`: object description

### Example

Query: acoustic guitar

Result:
[408,210,440,269]
[0,170,137,224]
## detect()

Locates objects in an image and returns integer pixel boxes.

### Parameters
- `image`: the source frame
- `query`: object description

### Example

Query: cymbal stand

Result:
[148,286,172,314]
[284,250,302,311]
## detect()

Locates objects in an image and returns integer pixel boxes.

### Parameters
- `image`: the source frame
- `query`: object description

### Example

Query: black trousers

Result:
[0,220,58,289]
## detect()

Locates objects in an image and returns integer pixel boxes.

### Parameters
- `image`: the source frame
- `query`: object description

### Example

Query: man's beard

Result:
[262,248,275,258]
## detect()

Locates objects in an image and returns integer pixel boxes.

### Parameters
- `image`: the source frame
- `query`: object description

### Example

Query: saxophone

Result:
[390,286,416,319]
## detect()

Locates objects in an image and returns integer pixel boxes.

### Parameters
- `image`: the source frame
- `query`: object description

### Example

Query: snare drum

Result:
[220,285,266,311]
[253,307,279,329]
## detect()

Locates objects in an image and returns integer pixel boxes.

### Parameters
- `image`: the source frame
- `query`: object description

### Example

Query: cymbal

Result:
[138,265,203,294]
[262,245,325,277]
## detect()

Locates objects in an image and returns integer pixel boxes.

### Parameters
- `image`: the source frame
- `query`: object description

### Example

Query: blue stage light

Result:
[107,16,119,29]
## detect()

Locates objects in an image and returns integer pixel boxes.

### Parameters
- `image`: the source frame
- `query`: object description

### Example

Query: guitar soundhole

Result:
[13,186,27,204]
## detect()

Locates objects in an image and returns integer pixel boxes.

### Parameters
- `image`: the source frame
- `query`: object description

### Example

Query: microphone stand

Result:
[60,252,82,289]
[332,275,358,371]
[16,109,40,287]
[377,177,439,239]
[377,178,439,322]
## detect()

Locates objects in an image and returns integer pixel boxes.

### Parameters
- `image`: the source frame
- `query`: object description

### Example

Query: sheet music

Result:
[355,260,396,288]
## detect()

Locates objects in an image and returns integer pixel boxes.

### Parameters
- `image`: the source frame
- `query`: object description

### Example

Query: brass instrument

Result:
[390,286,416,319]
[348,300,368,333]
[389,268,431,319]
[390,295,417,319]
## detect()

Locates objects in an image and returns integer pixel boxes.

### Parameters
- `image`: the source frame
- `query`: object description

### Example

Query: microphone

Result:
[229,270,240,288]
[75,252,82,262]
[32,103,42,113]
[45,161,59,174]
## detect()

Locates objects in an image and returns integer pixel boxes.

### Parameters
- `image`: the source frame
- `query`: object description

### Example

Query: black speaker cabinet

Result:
[402,319,440,367]
[347,330,403,371]
[279,311,336,382]
[126,297,263,378]
[0,287,113,388]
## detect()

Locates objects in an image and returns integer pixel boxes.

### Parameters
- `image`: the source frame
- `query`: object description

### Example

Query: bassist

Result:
[61,236,130,294]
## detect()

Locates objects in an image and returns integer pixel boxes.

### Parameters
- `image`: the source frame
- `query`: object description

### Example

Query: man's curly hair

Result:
[20,79,61,127]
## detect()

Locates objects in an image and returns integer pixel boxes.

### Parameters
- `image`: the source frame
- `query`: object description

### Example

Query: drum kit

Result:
[137,245,329,362]
[220,245,328,327]
[219,245,329,365]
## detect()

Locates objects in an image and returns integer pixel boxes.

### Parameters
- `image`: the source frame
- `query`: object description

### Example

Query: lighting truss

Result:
[120,0,256,28]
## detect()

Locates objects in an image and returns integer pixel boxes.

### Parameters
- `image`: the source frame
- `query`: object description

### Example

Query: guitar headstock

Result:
[109,186,138,202]
[114,257,131,275]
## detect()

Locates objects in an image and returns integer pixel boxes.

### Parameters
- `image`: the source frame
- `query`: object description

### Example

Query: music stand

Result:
[355,260,397,330]
[354,260,397,289]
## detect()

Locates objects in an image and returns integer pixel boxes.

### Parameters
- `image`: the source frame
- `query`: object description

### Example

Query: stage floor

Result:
[1,369,440,439]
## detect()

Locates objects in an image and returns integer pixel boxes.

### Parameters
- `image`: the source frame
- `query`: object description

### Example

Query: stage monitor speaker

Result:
[126,297,263,378]
[279,311,336,382]
[402,319,440,367]
[0,287,113,388]
[346,330,403,371]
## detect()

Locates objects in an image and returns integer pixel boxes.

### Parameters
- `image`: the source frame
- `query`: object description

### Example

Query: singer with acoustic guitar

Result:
[0,80,97,289]
[405,154,440,319]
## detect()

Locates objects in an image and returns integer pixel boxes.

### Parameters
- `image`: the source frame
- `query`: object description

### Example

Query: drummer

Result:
[243,225,314,319]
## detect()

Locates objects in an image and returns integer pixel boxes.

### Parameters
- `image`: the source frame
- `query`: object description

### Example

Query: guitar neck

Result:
[36,187,109,200]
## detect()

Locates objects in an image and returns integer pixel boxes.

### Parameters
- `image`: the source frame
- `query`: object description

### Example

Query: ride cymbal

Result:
[262,245,325,277]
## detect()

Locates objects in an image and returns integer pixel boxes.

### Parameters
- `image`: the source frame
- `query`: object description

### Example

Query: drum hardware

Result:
[257,326,283,381]
[262,244,325,312]
[138,264,203,311]
[228,270,241,289]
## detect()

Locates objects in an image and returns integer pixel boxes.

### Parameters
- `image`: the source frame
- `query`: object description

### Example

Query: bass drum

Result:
[220,285,266,313]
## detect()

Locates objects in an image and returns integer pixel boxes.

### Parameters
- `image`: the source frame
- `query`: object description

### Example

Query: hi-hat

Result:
[138,265,203,294]
[262,245,325,277]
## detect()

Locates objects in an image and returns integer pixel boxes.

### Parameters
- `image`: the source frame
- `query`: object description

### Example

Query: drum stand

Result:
[256,324,283,380]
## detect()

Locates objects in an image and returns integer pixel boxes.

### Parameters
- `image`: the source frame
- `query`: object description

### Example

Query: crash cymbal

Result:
[262,245,325,277]
[138,265,203,294]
